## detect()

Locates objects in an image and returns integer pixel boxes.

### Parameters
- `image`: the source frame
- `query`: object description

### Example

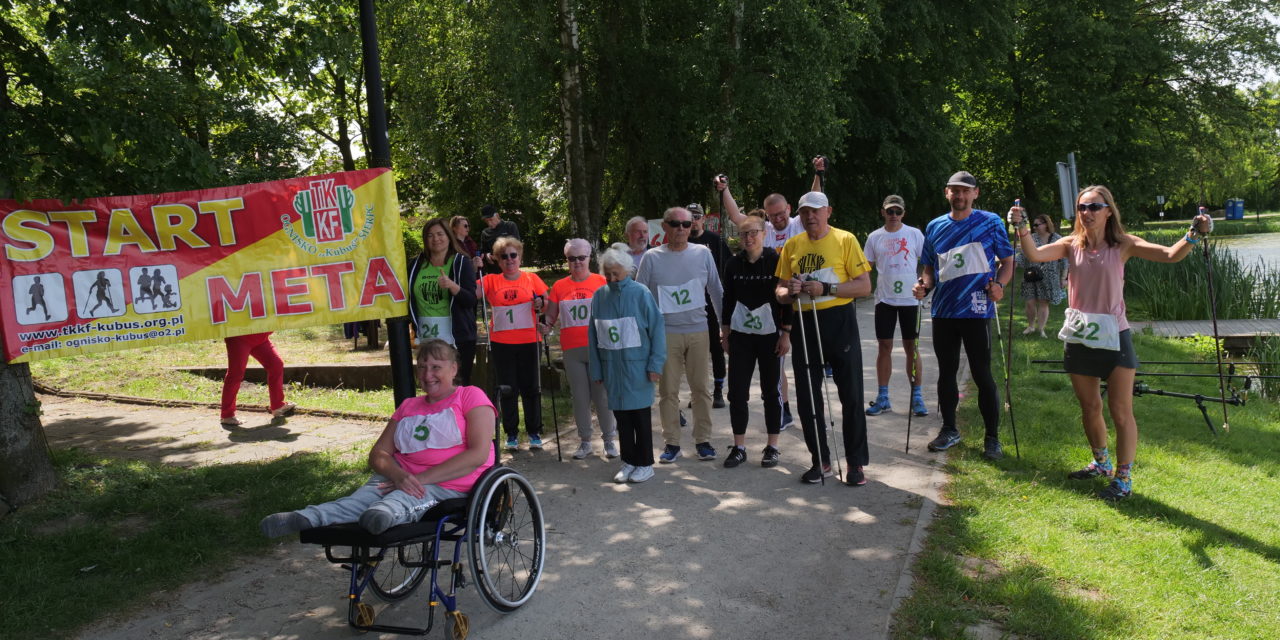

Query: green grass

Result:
[892,301,1280,640]
[30,325,397,415]
[1126,237,1280,321]
[0,446,372,640]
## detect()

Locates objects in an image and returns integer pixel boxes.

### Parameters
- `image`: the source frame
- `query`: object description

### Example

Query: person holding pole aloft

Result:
[774,187,873,485]
[863,195,928,418]
[1010,187,1211,500]
[720,213,792,468]
[912,171,1013,460]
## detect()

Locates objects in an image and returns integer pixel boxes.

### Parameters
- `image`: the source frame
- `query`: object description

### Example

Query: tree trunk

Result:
[335,73,357,172]
[0,360,59,506]
[557,0,603,252]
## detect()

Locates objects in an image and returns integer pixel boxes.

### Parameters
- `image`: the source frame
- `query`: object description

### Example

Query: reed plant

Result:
[1126,237,1280,321]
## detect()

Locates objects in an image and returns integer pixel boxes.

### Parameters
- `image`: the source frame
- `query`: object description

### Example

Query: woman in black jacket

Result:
[719,213,792,468]
[408,217,479,384]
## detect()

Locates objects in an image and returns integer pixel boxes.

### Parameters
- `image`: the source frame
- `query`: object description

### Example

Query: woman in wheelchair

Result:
[260,339,496,538]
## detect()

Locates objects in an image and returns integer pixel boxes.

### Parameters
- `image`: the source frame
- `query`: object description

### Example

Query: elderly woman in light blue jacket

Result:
[589,243,666,484]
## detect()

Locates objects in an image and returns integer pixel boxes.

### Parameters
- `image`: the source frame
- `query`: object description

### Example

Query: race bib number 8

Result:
[658,279,703,314]
[594,317,641,350]
[937,242,990,282]
[1058,308,1121,351]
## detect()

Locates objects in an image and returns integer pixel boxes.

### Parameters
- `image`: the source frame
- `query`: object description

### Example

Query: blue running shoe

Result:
[505,437,519,451]
[927,427,961,452]
[865,395,891,416]
[529,435,544,450]
[659,444,682,464]
[695,442,717,461]
[911,394,929,417]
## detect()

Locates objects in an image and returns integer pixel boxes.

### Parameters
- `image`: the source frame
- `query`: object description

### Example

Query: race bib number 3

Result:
[594,317,641,350]
[658,279,703,314]
[937,242,990,283]
[1058,308,1121,351]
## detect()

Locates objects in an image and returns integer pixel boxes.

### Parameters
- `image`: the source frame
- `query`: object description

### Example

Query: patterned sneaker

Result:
[1096,479,1132,501]
[1067,462,1114,480]
[529,435,544,450]
[696,442,717,461]
[572,441,593,460]
[865,395,892,416]
[800,464,833,484]
[760,445,780,468]
[910,394,929,417]
[658,445,682,464]
[505,437,519,451]
[723,446,747,468]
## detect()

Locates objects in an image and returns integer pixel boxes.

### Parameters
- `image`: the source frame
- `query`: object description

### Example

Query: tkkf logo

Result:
[293,179,356,243]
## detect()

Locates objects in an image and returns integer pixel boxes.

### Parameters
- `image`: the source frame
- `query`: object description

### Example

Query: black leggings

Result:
[727,332,782,435]
[931,317,1000,437]
[706,305,726,381]
[491,342,542,438]
[613,407,654,467]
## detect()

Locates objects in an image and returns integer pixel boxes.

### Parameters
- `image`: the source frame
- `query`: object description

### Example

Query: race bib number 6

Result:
[594,317,641,350]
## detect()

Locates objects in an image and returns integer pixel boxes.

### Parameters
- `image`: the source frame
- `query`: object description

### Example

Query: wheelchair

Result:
[298,463,546,638]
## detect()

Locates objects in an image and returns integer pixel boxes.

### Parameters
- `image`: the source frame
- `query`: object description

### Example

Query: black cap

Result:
[946,171,977,188]
[481,204,497,218]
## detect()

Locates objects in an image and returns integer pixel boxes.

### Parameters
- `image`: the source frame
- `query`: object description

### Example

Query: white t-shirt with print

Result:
[864,225,924,306]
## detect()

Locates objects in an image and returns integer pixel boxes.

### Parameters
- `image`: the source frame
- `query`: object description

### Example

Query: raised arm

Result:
[715,174,748,227]
[1009,205,1070,263]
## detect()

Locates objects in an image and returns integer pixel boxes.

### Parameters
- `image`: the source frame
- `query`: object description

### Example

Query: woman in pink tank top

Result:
[1009,186,1211,501]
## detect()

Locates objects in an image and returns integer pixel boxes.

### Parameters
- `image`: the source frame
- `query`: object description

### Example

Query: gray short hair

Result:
[564,238,593,257]
[599,242,634,273]
[625,216,647,232]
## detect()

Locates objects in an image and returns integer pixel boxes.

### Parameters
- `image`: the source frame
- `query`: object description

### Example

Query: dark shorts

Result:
[873,302,920,341]
[1063,329,1138,379]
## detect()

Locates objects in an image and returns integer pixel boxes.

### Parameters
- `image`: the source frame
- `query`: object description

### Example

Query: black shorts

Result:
[1063,329,1139,379]
[874,302,920,341]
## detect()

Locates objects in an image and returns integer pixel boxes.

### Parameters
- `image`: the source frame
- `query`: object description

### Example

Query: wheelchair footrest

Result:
[299,497,468,549]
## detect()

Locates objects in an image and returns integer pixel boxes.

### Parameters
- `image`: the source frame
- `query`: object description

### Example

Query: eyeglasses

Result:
[500,252,520,260]
[665,220,693,228]
[1076,202,1109,212]
[884,208,904,216]
[566,255,588,263]
[691,213,704,220]
[742,229,763,237]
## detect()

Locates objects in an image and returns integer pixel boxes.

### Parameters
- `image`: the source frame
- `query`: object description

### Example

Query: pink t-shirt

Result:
[390,386,496,492]
[1066,242,1130,331]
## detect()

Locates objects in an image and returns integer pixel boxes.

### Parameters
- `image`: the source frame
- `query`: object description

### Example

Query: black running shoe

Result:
[800,464,833,484]
[1067,462,1113,480]
[761,445,780,468]
[844,466,866,486]
[1096,480,1132,501]
[723,446,747,468]
[927,428,961,452]
[982,436,1003,460]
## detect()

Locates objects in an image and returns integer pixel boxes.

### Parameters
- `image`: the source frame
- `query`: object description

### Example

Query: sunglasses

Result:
[566,255,588,263]
[884,208,904,216]
[665,220,693,228]
[500,252,520,260]
[1076,202,1109,212]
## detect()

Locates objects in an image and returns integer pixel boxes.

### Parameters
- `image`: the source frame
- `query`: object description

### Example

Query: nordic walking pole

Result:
[542,336,563,461]
[807,291,843,480]
[534,298,563,462]
[1197,206,1229,434]
[906,279,926,453]
[792,284,827,484]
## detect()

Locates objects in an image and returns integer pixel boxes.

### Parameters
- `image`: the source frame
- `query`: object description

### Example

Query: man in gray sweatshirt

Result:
[636,206,724,463]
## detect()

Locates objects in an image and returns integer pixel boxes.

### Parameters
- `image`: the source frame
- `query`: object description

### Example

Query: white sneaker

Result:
[628,465,654,483]
[603,440,620,459]
[572,441,593,460]
[613,463,636,484]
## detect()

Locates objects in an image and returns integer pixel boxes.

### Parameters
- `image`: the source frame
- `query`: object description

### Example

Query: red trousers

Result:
[221,332,285,418]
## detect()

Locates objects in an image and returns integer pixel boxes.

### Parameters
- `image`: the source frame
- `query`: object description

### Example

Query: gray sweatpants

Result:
[295,473,468,529]
[563,346,616,442]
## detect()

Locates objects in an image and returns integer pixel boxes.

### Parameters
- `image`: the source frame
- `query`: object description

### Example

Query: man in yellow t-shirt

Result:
[775,191,873,486]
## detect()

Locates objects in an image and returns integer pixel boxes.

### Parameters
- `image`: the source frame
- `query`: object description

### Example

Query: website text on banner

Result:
[0,168,408,364]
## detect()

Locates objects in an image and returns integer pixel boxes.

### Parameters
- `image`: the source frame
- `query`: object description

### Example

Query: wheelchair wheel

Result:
[365,542,429,602]
[466,468,545,613]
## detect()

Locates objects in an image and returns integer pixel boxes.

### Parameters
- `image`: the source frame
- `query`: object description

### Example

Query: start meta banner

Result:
[0,168,408,363]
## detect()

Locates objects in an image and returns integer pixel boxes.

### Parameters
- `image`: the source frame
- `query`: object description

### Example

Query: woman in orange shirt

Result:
[480,237,549,451]
[546,239,616,460]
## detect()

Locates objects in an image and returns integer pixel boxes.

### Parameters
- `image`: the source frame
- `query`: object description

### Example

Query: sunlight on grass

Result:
[893,299,1280,640]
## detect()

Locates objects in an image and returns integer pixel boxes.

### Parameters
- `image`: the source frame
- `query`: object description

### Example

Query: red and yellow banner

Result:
[0,168,407,363]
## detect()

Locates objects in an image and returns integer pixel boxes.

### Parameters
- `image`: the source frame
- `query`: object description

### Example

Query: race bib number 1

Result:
[493,301,534,332]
